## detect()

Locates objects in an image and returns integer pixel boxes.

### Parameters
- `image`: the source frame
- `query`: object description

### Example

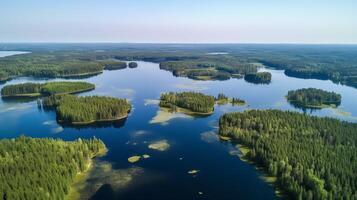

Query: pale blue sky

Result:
[0,0,356,43]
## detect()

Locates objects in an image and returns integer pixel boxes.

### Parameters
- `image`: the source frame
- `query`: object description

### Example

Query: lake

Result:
[1,52,357,199]
[0,51,29,57]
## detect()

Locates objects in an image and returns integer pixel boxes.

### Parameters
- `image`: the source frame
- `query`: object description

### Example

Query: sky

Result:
[0,0,356,43]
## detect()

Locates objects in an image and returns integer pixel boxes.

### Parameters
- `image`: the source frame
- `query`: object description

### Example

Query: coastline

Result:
[223,136,286,199]
[159,105,214,116]
[59,113,130,125]
[65,147,108,200]
[1,86,95,98]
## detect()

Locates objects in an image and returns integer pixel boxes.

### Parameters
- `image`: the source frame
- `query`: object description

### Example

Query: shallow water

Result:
[1,53,357,199]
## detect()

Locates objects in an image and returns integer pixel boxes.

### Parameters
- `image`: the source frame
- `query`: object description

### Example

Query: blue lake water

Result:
[1,53,357,199]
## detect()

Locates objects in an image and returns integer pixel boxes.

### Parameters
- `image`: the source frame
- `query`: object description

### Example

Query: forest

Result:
[159,92,215,114]
[244,72,272,84]
[215,93,246,105]
[43,94,131,124]
[159,59,257,81]
[0,136,106,200]
[286,88,341,108]
[99,60,127,70]
[1,81,94,97]
[219,110,357,200]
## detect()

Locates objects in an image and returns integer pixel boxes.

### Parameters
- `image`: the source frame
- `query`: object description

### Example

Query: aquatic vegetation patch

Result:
[200,131,219,143]
[174,82,209,91]
[142,154,150,159]
[148,140,170,151]
[149,108,192,125]
[72,161,144,199]
[188,170,200,174]
[128,156,141,163]
[43,120,56,125]
[51,126,64,134]
[144,99,160,106]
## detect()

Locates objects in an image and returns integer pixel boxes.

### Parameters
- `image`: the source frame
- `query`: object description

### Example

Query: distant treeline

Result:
[287,88,341,108]
[0,136,106,200]
[43,95,131,124]
[219,110,357,200]
[244,72,272,84]
[159,92,215,113]
[1,44,357,88]
[1,81,94,97]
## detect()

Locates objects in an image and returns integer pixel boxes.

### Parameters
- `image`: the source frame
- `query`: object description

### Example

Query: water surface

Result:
[1,60,357,200]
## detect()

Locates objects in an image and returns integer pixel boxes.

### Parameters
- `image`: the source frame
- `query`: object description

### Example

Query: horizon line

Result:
[1,42,357,45]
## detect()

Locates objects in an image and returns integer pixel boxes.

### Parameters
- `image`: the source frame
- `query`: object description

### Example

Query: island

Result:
[43,94,131,125]
[286,88,341,108]
[215,93,246,106]
[159,92,215,115]
[0,136,106,200]
[1,81,95,98]
[99,60,127,70]
[244,72,272,84]
[128,62,138,68]
[160,60,257,81]
[219,109,357,200]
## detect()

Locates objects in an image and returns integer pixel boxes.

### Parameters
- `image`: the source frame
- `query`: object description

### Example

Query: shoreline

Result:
[1,86,95,98]
[58,71,103,78]
[287,99,339,109]
[222,136,286,199]
[59,113,129,125]
[159,105,214,116]
[65,147,108,200]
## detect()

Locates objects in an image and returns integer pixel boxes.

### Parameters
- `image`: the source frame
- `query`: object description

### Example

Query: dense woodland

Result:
[159,92,215,113]
[1,83,42,96]
[160,59,257,80]
[0,136,106,200]
[1,81,94,97]
[219,110,357,200]
[0,56,103,81]
[43,94,131,124]
[244,72,272,84]
[99,60,127,70]
[287,88,341,108]
[215,93,246,105]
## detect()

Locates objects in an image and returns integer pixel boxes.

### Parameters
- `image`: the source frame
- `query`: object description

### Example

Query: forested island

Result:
[159,59,257,81]
[43,95,131,124]
[159,92,215,114]
[128,62,138,68]
[219,110,357,200]
[287,88,342,108]
[244,72,272,84]
[215,93,246,106]
[99,60,127,70]
[1,81,94,97]
[0,136,106,200]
